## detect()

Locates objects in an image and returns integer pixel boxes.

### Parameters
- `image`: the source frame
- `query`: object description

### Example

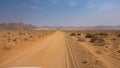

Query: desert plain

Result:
[0,30,120,68]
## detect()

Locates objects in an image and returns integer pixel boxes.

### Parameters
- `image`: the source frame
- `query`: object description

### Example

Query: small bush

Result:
[82,61,87,64]
[7,32,11,34]
[117,50,120,53]
[85,33,93,38]
[77,38,85,42]
[7,38,11,42]
[97,33,108,38]
[95,50,102,54]
[70,33,76,36]
[95,38,105,43]
[90,36,106,46]
[29,36,33,38]
[19,33,23,35]
[111,38,117,41]
[13,38,17,42]
[77,33,81,36]
[24,38,28,41]
[3,45,12,50]
[90,36,98,43]
[117,34,120,37]
[99,33,108,35]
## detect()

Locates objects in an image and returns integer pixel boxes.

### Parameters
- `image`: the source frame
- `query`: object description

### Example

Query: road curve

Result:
[0,31,108,68]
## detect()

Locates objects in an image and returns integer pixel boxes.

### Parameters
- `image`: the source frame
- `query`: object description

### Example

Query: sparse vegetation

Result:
[0,29,120,68]
[98,33,108,36]
[0,23,36,30]
[90,36,106,46]
[77,37,85,42]
[117,34,120,37]
[3,44,13,50]
[0,30,54,51]
[82,61,87,64]
[95,50,102,54]
[67,30,117,46]
[70,33,76,36]
[77,33,81,36]
[89,36,98,43]
[85,33,93,38]
[13,38,17,42]
[117,50,120,53]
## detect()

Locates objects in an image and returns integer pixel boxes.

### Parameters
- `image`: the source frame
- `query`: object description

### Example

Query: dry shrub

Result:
[3,44,13,50]
[7,32,11,34]
[95,50,102,54]
[95,38,105,43]
[77,38,85,42]
[7,38,11,42]
[82,61,87,64]
[77,33,81,36]
[111,38,117,41]
[117,50,120,53]
[85,33,93,38]
[98,33,108,35]
[13,38,17,42]
[29,36,33,38]
[19,33,23,35]
[89,36,98,43]
[70,33,76,36]
[117,34,120,37]
[24,38,28,41]
[90,36,106,46]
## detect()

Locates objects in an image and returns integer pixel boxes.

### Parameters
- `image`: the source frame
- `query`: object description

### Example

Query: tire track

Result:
[65,34,108,68]
[65,35,80,68]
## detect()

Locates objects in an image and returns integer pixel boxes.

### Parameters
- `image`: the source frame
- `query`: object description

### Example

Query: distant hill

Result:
[93,25,120,30]
[36,26,120,30]
[1,23,119,30]
[0,23,36,30]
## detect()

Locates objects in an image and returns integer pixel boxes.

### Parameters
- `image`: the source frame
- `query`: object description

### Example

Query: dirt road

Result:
[0,31,108,68]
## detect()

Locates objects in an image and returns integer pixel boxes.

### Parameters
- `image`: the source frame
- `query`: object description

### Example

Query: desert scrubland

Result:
[0,30,54,64]
[66,30,120,68]
[0,30,120,68]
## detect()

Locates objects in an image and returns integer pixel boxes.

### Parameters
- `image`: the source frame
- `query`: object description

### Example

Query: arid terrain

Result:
[0,0,120,67]
[0,30,120,68]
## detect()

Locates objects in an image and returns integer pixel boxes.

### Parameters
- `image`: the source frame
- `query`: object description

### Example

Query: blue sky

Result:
[0,0,120,26]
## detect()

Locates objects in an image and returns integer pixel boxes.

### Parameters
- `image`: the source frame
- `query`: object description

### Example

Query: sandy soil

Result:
[0,31,119,68]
